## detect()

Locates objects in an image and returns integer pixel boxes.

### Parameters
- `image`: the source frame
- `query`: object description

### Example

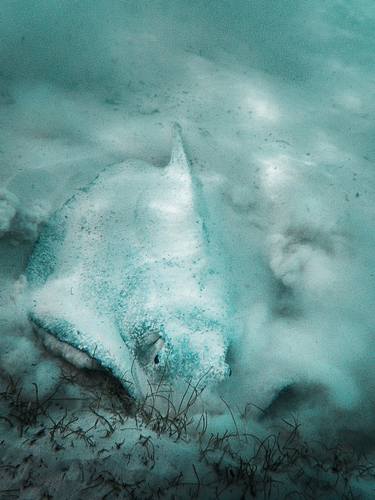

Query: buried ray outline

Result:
[26,124,231,398]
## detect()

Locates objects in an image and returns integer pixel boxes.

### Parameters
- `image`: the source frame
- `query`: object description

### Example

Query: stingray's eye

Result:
[135,328,164,367]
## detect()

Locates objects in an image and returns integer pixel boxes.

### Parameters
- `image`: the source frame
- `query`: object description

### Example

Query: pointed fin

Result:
[166,123,190,174]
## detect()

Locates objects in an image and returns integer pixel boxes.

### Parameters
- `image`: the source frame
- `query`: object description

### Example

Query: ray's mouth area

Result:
[31,319,102,372]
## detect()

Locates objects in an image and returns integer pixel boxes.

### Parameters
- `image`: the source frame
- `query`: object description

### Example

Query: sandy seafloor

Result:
[0,1,375,498]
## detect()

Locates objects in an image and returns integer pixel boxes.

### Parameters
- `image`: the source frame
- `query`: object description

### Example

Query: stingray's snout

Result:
[162,330,229,387]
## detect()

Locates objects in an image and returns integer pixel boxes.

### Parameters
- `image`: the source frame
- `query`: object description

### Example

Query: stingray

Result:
[26,125,230,398]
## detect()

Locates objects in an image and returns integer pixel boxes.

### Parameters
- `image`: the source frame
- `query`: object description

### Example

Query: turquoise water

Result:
[0,2,374,497]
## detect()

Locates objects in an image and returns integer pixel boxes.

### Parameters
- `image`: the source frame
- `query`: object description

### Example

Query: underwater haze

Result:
[0,1,375,498]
